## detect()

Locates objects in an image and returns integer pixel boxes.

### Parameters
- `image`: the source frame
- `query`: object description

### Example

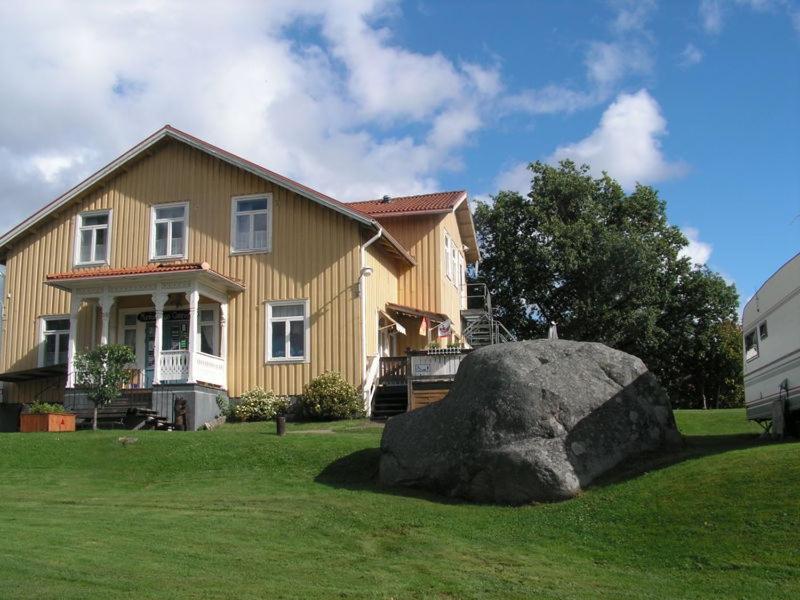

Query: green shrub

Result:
[28,401,67,415]
[216,394,231,417]
[232,387,288,422]
[302,371,364,420]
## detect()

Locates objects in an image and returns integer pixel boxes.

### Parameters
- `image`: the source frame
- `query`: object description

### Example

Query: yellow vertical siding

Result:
[1,140,364,398]
[376,211,465,344]
[438,210,466,339]
[364,244,400,357]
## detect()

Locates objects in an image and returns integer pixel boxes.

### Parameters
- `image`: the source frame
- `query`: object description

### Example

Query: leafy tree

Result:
[473,160,741,408]
[73,344,136,430]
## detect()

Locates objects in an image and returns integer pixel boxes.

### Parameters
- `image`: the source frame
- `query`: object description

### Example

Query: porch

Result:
[44,262,243,391]
[370,348,473,419]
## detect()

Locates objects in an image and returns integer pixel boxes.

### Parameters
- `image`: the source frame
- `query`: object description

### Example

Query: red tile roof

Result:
[348,190,467,217]
[46,262,244,288]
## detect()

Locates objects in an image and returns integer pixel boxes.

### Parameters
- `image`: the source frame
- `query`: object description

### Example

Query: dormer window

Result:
[75,210,110,265]
[150,202,188,260]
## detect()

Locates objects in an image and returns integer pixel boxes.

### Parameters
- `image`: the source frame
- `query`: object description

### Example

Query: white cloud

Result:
[0,0,507,230]
[585,41,653,88]
[547,90,688,190]
[680,43,704,66]
[502,85,601,115]
[680,227,713,266]
[700,0,800,35]
[495,162,533,196]
[700,0,724,34]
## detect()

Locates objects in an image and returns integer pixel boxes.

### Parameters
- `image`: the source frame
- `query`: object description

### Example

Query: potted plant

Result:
[19,401,76,433]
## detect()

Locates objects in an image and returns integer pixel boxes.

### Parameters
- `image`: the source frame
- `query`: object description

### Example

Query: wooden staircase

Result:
[371,385,408,421]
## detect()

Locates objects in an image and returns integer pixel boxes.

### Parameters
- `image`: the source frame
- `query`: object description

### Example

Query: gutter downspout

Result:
[360,226,383,412]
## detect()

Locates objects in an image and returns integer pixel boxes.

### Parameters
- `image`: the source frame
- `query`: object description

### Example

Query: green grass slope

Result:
[0,410,797,599]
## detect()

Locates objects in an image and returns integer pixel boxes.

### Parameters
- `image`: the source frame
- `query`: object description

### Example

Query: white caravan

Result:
[742,252,800,426]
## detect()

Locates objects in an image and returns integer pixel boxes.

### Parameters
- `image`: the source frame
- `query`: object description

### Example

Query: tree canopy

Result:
[473,160,741,408]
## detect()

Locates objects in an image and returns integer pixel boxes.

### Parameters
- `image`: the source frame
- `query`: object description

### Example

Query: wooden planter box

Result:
[19,413,76,433]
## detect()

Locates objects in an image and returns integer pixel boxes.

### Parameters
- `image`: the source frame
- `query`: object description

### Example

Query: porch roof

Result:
[0,363,66,382]
[385,302,448,324]
[44,261,244,293]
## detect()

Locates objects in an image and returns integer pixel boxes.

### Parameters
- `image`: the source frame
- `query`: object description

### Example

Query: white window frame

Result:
[149,201,189,260]
[231,193,272,254]
[74,209,112,266]
[39,315,70,367]
[265,299,310,363]
[444,232,453,281]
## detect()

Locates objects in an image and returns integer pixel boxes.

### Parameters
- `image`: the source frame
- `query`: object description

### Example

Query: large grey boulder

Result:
[380,340,681,504]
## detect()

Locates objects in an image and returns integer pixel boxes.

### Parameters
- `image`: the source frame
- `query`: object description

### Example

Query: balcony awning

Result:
[378,309,406,335]
[45,262,244,294]
[385,302,448,324]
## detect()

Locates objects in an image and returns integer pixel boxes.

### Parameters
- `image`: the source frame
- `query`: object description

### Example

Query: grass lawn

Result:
[0,409,797,599]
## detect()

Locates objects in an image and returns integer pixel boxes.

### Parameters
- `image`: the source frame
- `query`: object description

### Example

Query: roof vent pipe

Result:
[381,195,391,203]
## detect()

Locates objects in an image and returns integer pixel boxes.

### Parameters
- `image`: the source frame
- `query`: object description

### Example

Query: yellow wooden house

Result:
[0,126,494,427]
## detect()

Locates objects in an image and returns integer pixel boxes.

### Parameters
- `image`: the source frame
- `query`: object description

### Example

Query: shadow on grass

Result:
[587,432,785,489]
[316,433,796,504]
[314,448,469,505]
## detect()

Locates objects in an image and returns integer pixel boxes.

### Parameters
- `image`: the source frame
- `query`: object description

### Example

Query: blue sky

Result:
[0,0,797,306]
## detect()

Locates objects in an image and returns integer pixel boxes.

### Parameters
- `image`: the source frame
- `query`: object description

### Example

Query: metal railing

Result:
[464,282,492,313]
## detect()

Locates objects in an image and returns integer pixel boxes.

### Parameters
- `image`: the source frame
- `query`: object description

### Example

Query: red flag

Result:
[419,317,428,336]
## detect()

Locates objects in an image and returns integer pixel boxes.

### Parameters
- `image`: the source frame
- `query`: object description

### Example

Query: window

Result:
[198,308,218,355]
[266,300,308,362]
[41,317,70,366]
[151,203,188,259]
[759,321,768,340]
[232,194,271,253]
[122,313,137,352]
[744,330,759,361]
[75,211,110,265]
[444,233,453,280]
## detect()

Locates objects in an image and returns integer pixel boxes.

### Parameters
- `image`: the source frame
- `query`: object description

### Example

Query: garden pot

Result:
[19,413,76,433]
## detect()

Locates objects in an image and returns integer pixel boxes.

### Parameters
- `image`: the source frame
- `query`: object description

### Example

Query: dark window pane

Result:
[57,333,69,364]
[82,214,108,226]
[46,319,69,331]
[155,222,168,256]
[156,206,185,220]
[200,324,213,354]
[237,199,267,212]
[44,335,56,366]
[289,321,304,357]
[271,322,286,357]
[272,304,303,318]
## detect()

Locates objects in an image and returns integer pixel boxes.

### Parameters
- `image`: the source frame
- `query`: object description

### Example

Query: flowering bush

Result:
[302,371,364,420]
[232,387,288,422]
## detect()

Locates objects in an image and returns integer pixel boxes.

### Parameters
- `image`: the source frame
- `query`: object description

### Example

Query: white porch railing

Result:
[409,349,471,381]
[158,350,226,388]
[160,350,189,382]
[195,352,226,388]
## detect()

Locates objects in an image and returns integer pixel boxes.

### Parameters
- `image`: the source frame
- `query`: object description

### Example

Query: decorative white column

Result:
[186,286,199,384]
[98,294,114,345]
[220,300,228,389]
[151,291,169,386]
[66,295,81,387]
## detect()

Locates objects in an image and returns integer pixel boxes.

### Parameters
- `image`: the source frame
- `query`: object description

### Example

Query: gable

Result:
[0,125,413,265]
